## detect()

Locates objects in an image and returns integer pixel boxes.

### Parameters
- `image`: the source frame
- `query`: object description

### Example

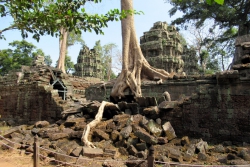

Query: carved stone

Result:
[74,45,103,79]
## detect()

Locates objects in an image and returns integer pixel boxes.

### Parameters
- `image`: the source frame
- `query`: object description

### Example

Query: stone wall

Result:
[85,70,250,144]
[0,82,64,125]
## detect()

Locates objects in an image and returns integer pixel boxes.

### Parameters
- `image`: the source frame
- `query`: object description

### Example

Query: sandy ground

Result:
[0,150,57,167]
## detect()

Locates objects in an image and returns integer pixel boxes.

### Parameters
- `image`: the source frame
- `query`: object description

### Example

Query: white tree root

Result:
[81,101,114,148]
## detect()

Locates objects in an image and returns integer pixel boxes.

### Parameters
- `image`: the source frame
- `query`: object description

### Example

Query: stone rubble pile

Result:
[1,100,250,167]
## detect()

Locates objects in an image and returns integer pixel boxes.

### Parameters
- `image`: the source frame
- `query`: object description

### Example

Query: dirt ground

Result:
[0,150,56,167]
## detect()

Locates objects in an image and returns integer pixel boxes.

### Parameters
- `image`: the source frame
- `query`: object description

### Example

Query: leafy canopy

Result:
[0,40,52,75]
[167,0,249,36]
[0,0,141,41]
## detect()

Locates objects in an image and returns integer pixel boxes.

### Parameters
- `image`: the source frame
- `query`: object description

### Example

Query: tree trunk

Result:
[111,0,171,99]
[57,27,68,73]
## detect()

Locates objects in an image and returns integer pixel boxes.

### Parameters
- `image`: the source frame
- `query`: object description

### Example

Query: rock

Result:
[48,133,68,141]
[157,137,168,144]
[186,144,196,156]
[38,127,59,138]
[69,131,83,139]
[228,159,250,165]
[197,152,207,161]
[126,155,147,167]
[3,126,24,138]
[181,136,190,146]
[93,129,109,140]
[227,153,237,160]
[183,153,193,162]
[135,142,148,151]
[158,101,178,111]
[238,148,250,161]
[146,119,162,137]
[54,150,78,164]
[166,147,183,163]
[118,147,129,156]
[143,106,159,115]
[64,118,86,127]
[133,125,158,145]
[213,144,225,153]
[162,122,177,140]
[82,147,103,158]
[103,148,119,159]
[110,130,119,141]
[128,145,138,156]
[71,146,83,157]
[136,151,147,159]
[120,125,132,139]
[31,128,40,135]
[127,137,139,146]
[102,161,126,167]
[76,155,103,167]
[195,139,208,154]
[35,121,50,128]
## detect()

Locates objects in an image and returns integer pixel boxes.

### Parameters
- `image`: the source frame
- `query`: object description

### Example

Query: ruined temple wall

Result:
[0,83,64,125]
[166,80,250,144]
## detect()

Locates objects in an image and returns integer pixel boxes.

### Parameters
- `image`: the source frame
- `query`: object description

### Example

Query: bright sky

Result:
[0,0,182,71]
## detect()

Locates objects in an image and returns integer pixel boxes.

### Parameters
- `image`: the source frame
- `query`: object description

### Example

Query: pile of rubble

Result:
[1,100,250,167]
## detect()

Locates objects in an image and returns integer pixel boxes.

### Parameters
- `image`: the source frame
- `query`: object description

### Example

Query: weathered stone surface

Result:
[162,122,177,140]
[48,133,68,141]
[166,147,183,163]
[195,139,208,154]
[82,147,103,158]
[110,130,119,141]
[197,152,208,161]
[93,129,109,140]
[64,117,86,127]
[69,131,83,139]
[3,126,24,138]
[132,125,158,145]
[71,146,83,157]
[146,119,162,137]
[128,145,138,156]
[181,136,190,146]
[158,101,178,110]
[157,137,168,144]
[35,121,50,128]
[135,143,148,151]
[120,125,132,139]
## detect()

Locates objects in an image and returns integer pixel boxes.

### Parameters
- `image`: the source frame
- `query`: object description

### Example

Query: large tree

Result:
[0,0,134,72]
[166,0,250,36]
[110,0,171,100]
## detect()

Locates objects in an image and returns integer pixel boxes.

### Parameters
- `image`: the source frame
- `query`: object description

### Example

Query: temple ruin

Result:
[74,45,103,79]
[140,21,185,74]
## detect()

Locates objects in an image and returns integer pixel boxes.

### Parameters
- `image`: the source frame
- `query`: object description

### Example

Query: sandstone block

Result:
[82,147,103,158]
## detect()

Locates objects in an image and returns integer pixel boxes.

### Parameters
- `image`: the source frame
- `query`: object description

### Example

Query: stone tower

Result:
[140,21,184,74]
[74,45,102,78]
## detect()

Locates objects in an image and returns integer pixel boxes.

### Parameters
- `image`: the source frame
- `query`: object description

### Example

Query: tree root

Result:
[81,101,114,148]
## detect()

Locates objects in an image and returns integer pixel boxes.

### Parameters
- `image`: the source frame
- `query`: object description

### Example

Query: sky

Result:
[0,0,183,72]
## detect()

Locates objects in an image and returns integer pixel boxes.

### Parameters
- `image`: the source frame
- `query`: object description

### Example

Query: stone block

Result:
[82,147,103,158]
[162,122,177,140]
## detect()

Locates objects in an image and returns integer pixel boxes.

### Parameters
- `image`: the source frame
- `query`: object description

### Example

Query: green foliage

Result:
[167,0,249,36]
[0,0,142,41]
[206,0,224,5]
[0,40,51,75]
[93,40,117,80]
[65,55,75,74]
[67,30,85,48]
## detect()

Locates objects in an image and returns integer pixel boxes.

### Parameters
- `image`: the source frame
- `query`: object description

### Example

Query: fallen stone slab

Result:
[82,147,103,158]
[132,125,158,145]
[162,122,177,141]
